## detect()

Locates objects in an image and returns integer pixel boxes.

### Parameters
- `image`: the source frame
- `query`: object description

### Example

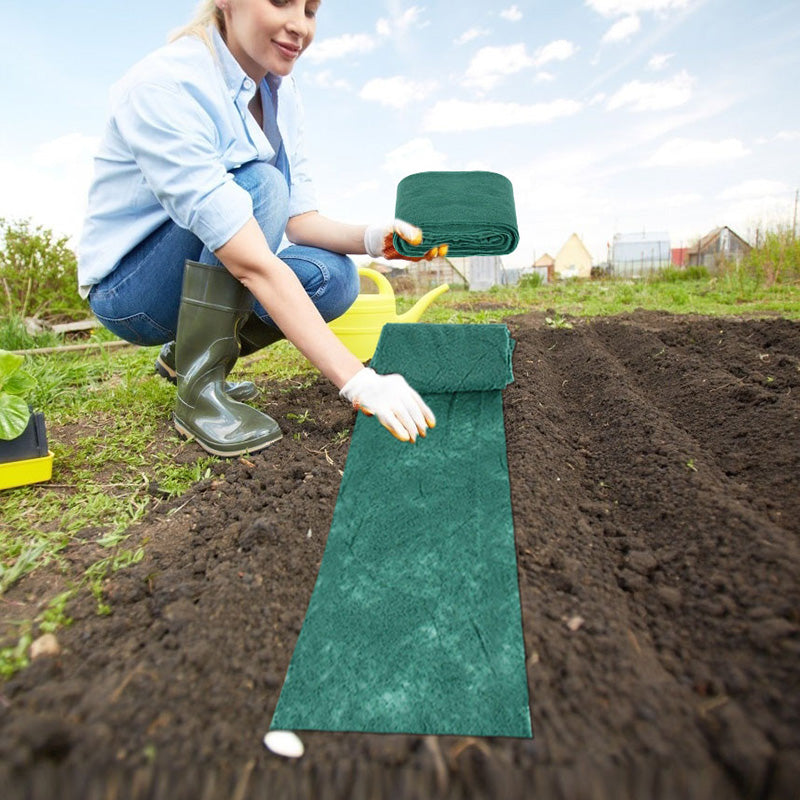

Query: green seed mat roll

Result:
[393,170,519,258]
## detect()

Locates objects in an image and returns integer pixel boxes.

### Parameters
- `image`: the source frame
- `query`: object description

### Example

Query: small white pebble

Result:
[566,615,585,632]
[264,730,304,758]
[30,633,61,659]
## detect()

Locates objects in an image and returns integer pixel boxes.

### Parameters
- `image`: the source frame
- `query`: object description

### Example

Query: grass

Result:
[0,336,322,674]
[1,271,799,676]
[407,272,800,323]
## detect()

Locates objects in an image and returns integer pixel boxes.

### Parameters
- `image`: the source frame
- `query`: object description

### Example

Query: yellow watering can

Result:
[328,267,449,361]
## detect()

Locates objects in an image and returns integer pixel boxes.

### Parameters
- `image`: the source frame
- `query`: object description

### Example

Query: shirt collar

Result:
[209,25,282,102]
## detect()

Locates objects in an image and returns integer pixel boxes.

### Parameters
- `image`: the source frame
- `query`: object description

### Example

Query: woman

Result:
[78,0,445,456]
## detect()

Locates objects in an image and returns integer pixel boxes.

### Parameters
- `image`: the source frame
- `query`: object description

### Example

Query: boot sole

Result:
[173,417,282,457]
[155,357,178,385]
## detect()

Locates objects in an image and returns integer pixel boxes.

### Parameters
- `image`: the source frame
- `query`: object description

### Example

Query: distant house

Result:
[671,247,688,268]
[611,231,671,276]
[531,253,556,284]
[687,226,751,269]
[371,256,465,291]
[448,256,507,290]
[554,234,593,279]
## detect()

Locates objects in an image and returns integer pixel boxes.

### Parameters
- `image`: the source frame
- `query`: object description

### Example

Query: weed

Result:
[0,538,60,594]
[545,314,574,330]
[0,623,32,679]
[331,429,350,445]
[0,315,62,351]
[655,266,711,283]
[741,227,800,286]
[38,590,75,633]
[0,218,85,319]
[287,409,314,425]
[518,272,544,289]
[684,265,712,281]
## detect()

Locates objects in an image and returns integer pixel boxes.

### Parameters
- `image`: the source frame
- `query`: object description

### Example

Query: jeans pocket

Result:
[92,311,173,347]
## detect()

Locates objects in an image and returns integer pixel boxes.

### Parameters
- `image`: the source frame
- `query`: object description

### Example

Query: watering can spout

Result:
[328,268,450,361]
[397,283,450,323]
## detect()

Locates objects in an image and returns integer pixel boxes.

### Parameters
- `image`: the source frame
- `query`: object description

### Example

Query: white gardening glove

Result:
[340,367,436,442]
[364,220,449,262]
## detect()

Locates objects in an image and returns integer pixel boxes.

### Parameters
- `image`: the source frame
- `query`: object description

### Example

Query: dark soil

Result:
[1,311,799,799]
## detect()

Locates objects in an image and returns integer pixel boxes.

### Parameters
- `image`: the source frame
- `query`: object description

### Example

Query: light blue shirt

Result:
[78,26,318,295]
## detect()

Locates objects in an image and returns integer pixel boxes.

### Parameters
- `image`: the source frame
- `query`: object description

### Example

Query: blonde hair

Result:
[168,0,224,48]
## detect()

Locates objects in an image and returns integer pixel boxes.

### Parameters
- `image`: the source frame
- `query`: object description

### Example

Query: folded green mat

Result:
[269,323,532,738]
[393,171,519,258]
[369,323,515,393]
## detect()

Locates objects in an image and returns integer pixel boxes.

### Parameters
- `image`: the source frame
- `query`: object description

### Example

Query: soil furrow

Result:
[1,312,798,799]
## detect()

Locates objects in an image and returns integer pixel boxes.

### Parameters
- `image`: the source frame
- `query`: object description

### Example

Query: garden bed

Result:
[1,310,798,799]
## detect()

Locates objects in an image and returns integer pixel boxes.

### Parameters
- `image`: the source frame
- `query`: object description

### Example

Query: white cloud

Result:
[535,39,579,66]
[647,137,750,166]
[758,130,800,145]
[423,98,583,132]
[309,70,352,91]
[454,27,490,46]
[501,5,524,22]
[717,179,789,201]
[586,0,692,16]
[719,189,796,235]
[32,133,98,168]
[607,69,694,111]
[602,15,641,43]
[382,138,448,178]
[310,8,428,63]
[359,76,438,109]
[463,43,535,91]
[0,133,99,243]
[522,148,601,182]
[305,33,379,63]
[461,39,577,92]
[376,6,428,38]
[648,53,674,70]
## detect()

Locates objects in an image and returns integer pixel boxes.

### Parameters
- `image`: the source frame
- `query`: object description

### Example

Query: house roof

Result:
[533,253,555,267]
[556,233,592,262]
[689,225,751,254]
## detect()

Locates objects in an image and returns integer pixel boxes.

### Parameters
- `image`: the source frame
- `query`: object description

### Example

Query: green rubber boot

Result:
[155,340,259,402]
[172,261,282,456]
[238,313,285,357]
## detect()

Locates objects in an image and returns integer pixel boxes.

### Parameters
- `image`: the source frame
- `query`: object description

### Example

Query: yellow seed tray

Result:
[0,451,54,490]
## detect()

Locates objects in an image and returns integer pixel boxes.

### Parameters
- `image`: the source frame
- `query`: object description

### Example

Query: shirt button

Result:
[243,79,253,90]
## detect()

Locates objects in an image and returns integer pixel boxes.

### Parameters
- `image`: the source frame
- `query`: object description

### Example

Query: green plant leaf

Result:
[0,350,24,391]
[0,393,31,440]
[4,369,36,396]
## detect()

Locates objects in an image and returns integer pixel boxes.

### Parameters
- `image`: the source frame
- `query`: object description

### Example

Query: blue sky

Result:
[2,0,799,269]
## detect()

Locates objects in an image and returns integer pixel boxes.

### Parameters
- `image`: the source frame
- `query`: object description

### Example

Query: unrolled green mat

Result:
[270,324,532,738]
[393,171,519,258]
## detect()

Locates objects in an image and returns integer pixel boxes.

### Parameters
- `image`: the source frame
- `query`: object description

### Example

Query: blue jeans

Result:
[88,161,359,347]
